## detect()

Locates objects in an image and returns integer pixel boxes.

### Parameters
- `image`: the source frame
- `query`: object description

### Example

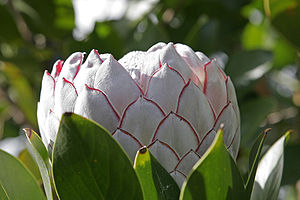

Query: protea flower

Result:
[37,42,240,186]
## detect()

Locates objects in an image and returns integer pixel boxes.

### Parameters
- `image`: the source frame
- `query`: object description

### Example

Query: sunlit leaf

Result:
[245,129,269,198]
[134,147,180,200]
[180,128,245,200]
[52,113,143,200]
[0,149,46,200]
[250,131,291,200]
[18,149,42,183]
[24,128,53,200]
[264,0,300,49]
[0,184,9,200]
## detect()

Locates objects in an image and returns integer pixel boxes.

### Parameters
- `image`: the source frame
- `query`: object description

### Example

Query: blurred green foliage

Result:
[0,0,299,198]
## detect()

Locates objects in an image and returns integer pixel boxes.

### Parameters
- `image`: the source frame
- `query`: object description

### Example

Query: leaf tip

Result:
[284,129,293,144]
[286,129,294,134]
[264,128,272,136]
[216,123,224,136]
[219,123,224,130]
[139,146,148,154]
[23,128,32,138]
[63,112,74,117]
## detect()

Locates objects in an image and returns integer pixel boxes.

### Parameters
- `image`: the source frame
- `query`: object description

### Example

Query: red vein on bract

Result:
[135,82,144,96]
[93,49,103,62]
[144,96,166,116]
[62,77,78,96]
[203,59,213,94]
[85,84,120,120]
[109,55,144,96]
[144,67,163,96]
[173,112,200,145]
[73,53,84,79]
[117,128,143,147]
[193,73,203,89]
[225,77,229,104]
[46,70,56,96]
[196,102,233,152]
[196,128,215,152]
[176,79,191,113]
[218,65,227,80]
[119,97,139,127]
[203,59,218,120]
[226,126,239,150]
[207,99,217,120]
[169,169,187,178]
[174,149,200,171]
[159,57,162,68]
[55,60,64,78]
[167,64,186,84]
[151,112,171,142]
[151,111,200,146]
[119,96,166,128]
[147,139,180,161]
[145,64,186,97]
[213,101,231,128]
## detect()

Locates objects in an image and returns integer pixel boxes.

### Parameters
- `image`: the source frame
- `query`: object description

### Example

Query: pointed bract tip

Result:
[139,146,148,154]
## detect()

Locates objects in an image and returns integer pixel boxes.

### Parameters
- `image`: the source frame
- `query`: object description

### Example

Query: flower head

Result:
[38,42,240,186]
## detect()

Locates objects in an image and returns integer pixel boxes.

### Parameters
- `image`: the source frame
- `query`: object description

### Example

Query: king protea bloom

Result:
[37,42,240,186]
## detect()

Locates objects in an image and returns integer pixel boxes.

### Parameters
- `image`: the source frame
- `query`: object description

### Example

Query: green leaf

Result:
[242,22,271,50]
[2,118,20,138]
[0,183,9,200]
[0,5,21,41]
[282,143,300,185]
[250,131,291,200]
[0,149,46,200]
[134,147,180,200]
[264,0,300,49]
[24,128,53,200]
[225,50,272,83]
[245,129,269,198]
[240,97,276,148]
[271,6,300,49]
[53,0,75,32]
[180,128,245,200]
[52,113,143,200]
[18,149,42,183]
[241,21,297,69]
[0,62,37,126]
[272,38,297,68]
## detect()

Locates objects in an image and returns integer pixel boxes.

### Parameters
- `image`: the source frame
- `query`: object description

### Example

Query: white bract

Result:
[37,42,240,186]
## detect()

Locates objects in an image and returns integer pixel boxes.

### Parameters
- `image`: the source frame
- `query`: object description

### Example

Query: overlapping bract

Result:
[37,42,240,186]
